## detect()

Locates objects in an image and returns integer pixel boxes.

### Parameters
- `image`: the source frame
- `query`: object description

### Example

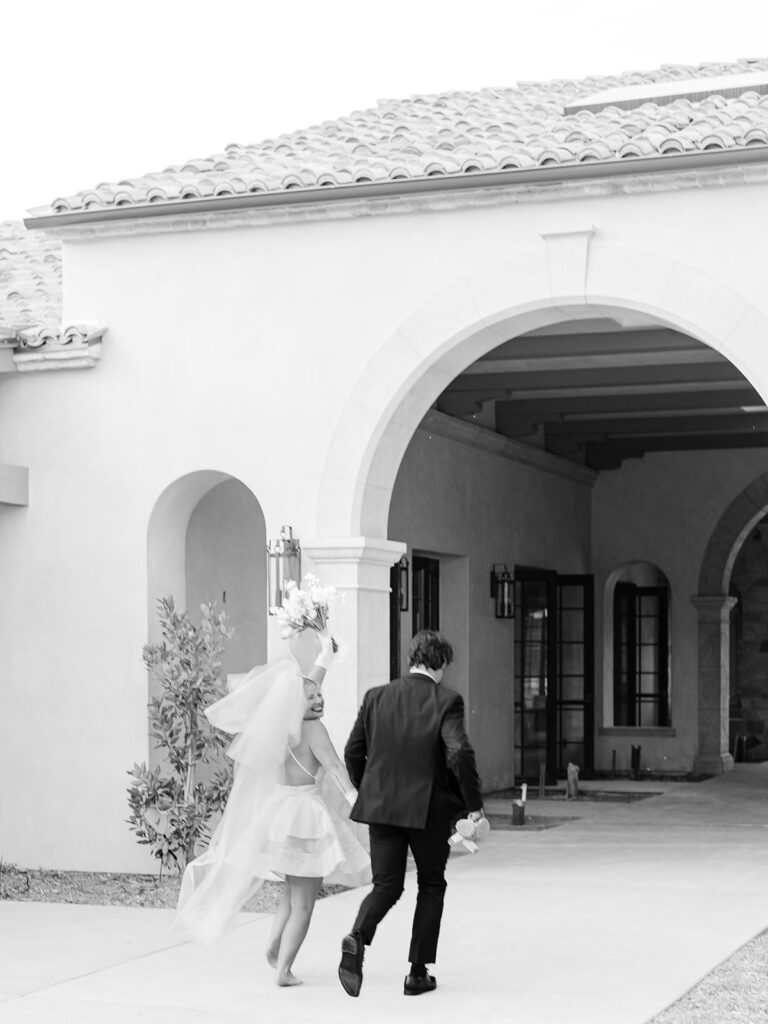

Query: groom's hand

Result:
[468,808,485,822]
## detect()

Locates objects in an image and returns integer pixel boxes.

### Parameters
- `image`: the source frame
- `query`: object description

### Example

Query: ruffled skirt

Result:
[173,770,370,944]
[255,783,370,883]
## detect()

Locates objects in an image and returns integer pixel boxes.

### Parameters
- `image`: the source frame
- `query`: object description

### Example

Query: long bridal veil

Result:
[172,659,306,944]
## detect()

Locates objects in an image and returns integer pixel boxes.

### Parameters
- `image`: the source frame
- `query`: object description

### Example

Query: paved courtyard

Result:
[2,766,767,1024]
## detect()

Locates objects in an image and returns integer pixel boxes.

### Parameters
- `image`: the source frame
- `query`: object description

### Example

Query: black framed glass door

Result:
[556,575,594,773]
[514,568,594,780]
[613,582,669,727]
[412,555,439,633]
[515,570,557,779]
[389,561,402,679]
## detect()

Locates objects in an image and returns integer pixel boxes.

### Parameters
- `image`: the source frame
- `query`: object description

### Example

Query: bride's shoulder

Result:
[303,718,334,751]
[303,718,329,735]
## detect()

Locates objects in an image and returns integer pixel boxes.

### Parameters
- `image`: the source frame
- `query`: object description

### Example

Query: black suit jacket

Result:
[344,673,483,830]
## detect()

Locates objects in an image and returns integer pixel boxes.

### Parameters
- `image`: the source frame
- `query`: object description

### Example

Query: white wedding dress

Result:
[172,657,370,944]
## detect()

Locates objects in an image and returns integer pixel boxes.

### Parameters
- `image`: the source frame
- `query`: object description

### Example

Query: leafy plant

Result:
[127,597,234,873]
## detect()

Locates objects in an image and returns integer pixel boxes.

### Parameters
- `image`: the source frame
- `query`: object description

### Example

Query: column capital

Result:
[303,536,406,595]
[298,536,405,746]
[690,595,738,621]
[303,536,406,566]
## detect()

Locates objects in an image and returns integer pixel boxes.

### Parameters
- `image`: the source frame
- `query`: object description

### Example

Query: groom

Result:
[338,629,484,997]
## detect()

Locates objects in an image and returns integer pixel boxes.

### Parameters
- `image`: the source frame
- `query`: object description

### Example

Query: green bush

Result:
[127,597,234,873]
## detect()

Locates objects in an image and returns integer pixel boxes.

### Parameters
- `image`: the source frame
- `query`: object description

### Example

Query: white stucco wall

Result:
[389,416,593,792]
[4,169,768,867]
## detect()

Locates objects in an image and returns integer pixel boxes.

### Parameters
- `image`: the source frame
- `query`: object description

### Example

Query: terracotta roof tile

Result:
[0,221,61,331]
[0,221,106,370]
[27,58,768,217]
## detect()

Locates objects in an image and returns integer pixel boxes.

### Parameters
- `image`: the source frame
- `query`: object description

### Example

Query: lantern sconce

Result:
[490,563,514,619]
[397,555,410,612]
[267,525,301,611]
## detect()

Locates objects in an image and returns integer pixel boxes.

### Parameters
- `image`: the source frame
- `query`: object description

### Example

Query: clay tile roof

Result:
[0,221,61,331]
[28,58,768,218]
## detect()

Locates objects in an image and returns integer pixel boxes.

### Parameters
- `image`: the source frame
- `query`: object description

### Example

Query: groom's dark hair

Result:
[408,630,454,671]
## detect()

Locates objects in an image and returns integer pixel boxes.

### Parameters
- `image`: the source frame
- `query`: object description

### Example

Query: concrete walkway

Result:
[2,766,767,1024]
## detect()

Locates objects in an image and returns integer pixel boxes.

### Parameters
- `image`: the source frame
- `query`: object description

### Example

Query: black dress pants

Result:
[352,818,452,965]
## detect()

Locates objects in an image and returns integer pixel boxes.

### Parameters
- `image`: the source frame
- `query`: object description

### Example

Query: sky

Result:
[5,0,768,221]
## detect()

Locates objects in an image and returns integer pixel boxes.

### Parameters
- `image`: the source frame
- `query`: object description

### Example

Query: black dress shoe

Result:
[338,932,365,997]
[404,972,437,995]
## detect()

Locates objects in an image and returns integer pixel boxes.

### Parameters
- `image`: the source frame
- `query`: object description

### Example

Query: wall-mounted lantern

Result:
[490,563,514,619]
[397,555,410,612]
[267,525,301,610]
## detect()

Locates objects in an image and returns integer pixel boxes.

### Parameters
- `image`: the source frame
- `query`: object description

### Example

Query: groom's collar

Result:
[408,669,440,685]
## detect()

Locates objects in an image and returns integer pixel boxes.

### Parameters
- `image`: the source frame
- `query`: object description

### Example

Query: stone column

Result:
[302,536,406,752]
[691,595,737,774]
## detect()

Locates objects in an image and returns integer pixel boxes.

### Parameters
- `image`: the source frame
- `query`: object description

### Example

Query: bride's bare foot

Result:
[265,945,279,968]
[276,968,302,987]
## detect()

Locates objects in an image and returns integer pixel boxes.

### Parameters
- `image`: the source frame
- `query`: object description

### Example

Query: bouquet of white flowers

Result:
[270,574,339,651]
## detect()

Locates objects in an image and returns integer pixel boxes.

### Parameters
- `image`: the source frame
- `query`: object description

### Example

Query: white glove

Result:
[313,632,335,670]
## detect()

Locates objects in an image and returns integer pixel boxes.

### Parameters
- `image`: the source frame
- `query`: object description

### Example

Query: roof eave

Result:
[23,145,768,231]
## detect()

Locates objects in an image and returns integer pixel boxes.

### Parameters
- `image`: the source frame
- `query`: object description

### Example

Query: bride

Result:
[172,627,370,986]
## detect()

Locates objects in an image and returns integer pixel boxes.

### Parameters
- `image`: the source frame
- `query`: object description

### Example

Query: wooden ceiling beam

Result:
[471,349,724,374]
[494,387,762,419]
[478,328,703,360]
[581,432,768,464]
[607,433,768,452]
[445,362,745,393]
[542,410,768,438]
[437,392,508,416]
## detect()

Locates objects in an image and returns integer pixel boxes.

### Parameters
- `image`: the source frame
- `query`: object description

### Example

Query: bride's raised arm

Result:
[305,718,357,805]
[304,631,335,686]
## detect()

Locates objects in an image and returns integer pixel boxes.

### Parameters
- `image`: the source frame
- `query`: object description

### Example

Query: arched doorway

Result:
[317,236,768,539]
[315,237,768,780]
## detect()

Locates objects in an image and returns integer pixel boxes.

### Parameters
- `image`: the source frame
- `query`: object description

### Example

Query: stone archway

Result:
[698,473,768,596]
[693,471,768,773]
[317,234,768,540]
[314,232,768,759]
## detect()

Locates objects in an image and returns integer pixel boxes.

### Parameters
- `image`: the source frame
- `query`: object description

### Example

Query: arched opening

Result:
[146,471,267,769]
[185,478,267,678]
[319,241,768,784]
[729,519,768,763]
[695,471,768,773]
[318,240,768,540]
